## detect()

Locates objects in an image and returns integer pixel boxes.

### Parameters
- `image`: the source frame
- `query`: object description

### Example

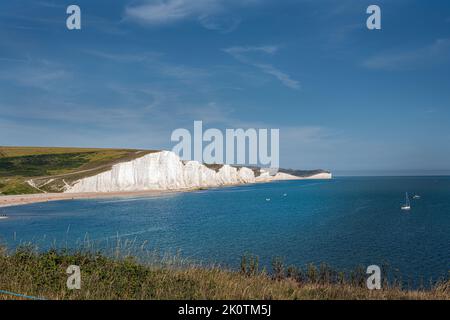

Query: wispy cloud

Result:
[159,64,210,83]
[124,0,262,33]
[125,0,221,25]
[363,38,450,70]
[225,46,278,56]
[198,14,241,33]
[224,45,301,90]
[83,50,161,63]
[178,101,234,124]
[84,49,210,86]
[0,56,30,63]
[0,3,126,36]
[0,59,70,91]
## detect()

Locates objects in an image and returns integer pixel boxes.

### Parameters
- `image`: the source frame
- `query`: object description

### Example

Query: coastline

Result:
[0,182,272,208]
[0,190,177,209]
[0,173,332,209]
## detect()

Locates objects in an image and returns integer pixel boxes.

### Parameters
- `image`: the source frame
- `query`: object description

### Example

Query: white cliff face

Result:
[238,167,256,183]
[257,169,332,182]
[66,151,258,193]
[65,151,331,194]
[272,172,301,180]
[302,172,332,179]
[255,169,274,183]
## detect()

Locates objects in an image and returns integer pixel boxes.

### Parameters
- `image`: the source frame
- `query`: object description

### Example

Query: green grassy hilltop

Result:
[0,146,157,195]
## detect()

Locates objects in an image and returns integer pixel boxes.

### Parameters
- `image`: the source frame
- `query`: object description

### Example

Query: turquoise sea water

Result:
[1,177,449,285]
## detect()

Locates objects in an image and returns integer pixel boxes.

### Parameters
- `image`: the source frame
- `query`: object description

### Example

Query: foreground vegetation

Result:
[0,146,157,195]
[0,247,448,300]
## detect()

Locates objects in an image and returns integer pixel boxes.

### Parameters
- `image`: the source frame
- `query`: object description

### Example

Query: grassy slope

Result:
[0,248,448,300]
[0,147,158,195]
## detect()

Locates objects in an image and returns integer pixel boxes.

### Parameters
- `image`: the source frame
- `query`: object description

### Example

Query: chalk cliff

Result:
[65,151,330,193]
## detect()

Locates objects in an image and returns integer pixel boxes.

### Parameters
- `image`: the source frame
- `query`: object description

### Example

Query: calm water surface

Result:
[1,177,449,284]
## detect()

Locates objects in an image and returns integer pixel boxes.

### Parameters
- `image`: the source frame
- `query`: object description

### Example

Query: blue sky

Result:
[1,0,450,174]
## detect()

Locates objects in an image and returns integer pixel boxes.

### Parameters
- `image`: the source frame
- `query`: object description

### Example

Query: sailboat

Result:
[0,210,7,220]
[401,192,411,211]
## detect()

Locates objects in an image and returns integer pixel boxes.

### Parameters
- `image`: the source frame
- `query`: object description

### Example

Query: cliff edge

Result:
[65,151,331,193]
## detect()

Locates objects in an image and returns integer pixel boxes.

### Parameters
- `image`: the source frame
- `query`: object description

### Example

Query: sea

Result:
[1,176,449,286]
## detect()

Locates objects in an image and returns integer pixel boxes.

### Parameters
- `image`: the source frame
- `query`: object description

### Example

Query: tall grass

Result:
[0,246,448,300]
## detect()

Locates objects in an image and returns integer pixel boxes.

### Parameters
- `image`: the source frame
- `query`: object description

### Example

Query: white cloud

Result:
[224,45,300,90]
[253,63,300,90]
[159,64,210,83]
[177,101,235,124]
[83,50,161,63]
[363,38,450,70]
[84,49,211,86]
[124,0,263,32]
[125,0,221,25]
[225,46,278,56]
[198,14,241,33]
[0,59,69,91]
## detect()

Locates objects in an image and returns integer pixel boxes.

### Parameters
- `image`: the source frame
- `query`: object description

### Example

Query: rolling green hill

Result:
[0,147,157,195]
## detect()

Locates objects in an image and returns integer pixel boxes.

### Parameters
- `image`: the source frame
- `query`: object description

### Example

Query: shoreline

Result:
[0,174,332,209]
[0,182,265,208]
[0,189,181,209]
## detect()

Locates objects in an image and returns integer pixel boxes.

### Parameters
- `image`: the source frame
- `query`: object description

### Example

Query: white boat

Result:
[413,195,421,199]
[401,193,411,211]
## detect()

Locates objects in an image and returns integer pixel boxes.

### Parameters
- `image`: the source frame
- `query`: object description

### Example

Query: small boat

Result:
[401,193,411,211]
[413,195,421,199]
[266,198,271,202]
